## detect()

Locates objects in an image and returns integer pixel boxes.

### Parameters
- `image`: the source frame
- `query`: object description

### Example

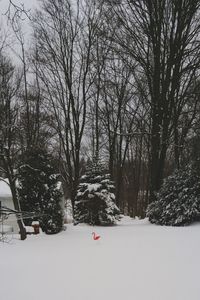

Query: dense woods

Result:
[1,0,200,233]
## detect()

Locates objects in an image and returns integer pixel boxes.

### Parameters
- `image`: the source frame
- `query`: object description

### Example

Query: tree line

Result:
[1,0,200,234]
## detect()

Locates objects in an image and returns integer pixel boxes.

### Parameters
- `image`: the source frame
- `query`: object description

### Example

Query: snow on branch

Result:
[0,177,10,186]
[111,130,151,137]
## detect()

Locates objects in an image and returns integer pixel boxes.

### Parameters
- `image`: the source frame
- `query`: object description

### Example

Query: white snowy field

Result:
[1,217,200,300]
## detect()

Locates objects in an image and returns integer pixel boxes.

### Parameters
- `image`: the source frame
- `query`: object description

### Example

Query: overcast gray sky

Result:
[0,0,39,33]
[0,0,39,31]
[0,0,39,61]
[0,0,38,14]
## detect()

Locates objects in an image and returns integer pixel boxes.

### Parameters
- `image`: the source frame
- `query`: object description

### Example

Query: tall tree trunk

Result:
[2,148,27,240]
[149,110,162,202]
[10,183,27,240]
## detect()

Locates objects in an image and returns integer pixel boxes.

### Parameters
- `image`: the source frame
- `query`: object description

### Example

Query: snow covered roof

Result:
[0,179,62,198]
[0,179,12,198]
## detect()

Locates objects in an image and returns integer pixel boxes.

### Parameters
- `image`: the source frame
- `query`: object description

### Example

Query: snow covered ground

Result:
[1,216,200,300]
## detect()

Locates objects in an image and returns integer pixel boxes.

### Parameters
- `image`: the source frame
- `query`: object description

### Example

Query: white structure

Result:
[0,179,18,233]
[0,179,66,234]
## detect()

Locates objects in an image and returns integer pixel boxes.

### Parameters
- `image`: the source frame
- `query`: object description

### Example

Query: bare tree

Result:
[105,0,200,202]
[100,59,139,207]
[32,0,102,211]
[0,54,26,240]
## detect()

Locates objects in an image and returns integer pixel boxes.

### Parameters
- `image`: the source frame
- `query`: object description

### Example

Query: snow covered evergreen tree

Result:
[74,158,121,225]
[18,147,63,234]
[146,163,200,226]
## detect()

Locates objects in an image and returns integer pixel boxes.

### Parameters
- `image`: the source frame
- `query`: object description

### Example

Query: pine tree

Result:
[74,158,121,225]
[146,163,200,226]
[17,147,63,234]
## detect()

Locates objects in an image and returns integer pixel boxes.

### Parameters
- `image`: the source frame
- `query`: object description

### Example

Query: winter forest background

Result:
[1,0,200,238]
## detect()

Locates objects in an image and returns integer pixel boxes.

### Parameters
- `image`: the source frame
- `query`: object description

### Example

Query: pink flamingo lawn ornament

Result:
[92,232,101,240]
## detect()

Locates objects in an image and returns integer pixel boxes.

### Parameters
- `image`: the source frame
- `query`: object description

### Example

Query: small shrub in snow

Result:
[74,161,121,226]
[146,164,200,226]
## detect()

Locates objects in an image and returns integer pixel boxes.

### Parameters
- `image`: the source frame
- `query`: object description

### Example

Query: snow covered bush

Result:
[147,164,200,226]
[74,161,121,226]
[18,147,64,234]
